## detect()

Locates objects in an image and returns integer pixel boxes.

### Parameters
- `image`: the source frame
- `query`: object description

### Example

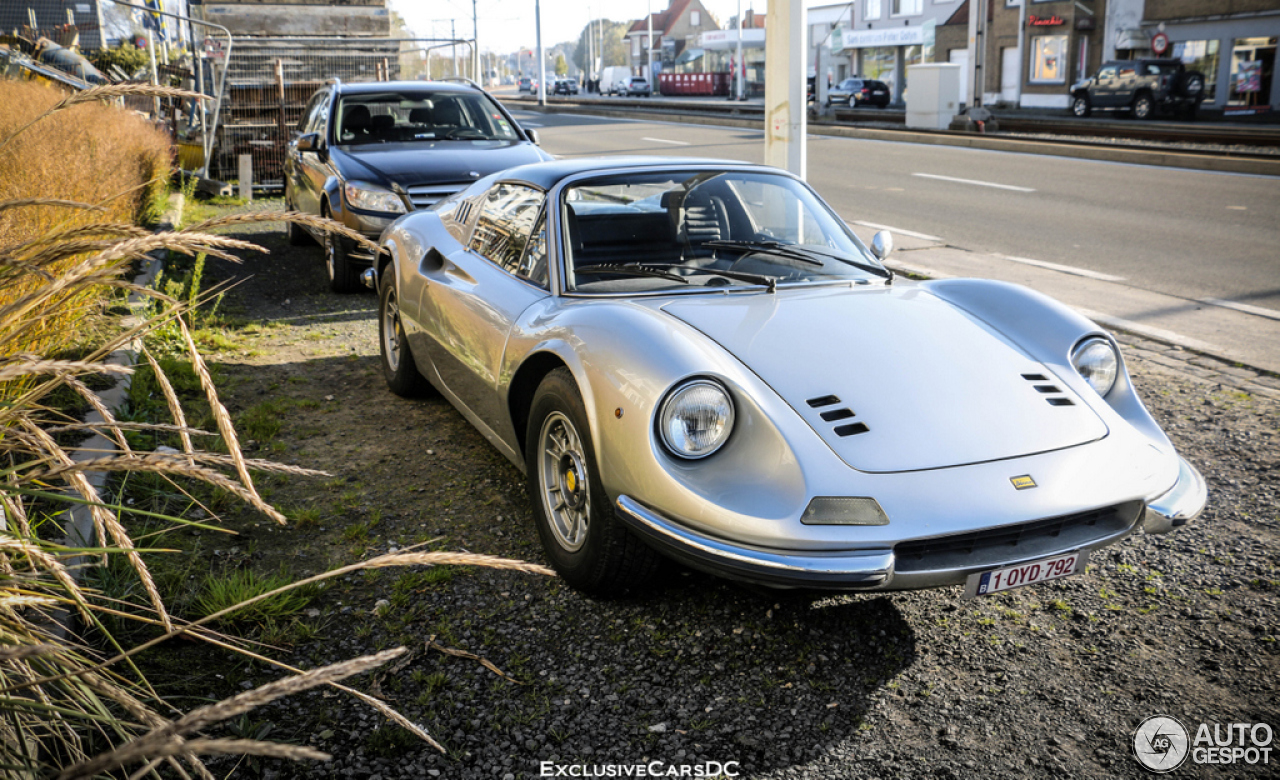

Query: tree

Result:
[554,53,568,77]
[573,19,630,75]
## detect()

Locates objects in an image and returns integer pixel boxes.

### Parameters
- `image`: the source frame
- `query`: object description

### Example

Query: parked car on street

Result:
[609,79,630,96]
[626,77,652,97]
[826,78,891,108]
[552,78,579,95]
[600,66,631,95]
[517,76,532,92]
[283,79,551,292]
[1070,59,1205,119]
[370,157,1207,596]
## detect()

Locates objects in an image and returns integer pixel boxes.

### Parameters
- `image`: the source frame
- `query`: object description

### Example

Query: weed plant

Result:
[0,81,554,777]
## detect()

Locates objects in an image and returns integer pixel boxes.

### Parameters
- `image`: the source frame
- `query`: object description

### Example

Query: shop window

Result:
[1229,37,1276,107]
[892,0,922,16]
[861,47,895,82]
[865,0,882,21]
[1172,39,1220,102]
[1029,35,1069,84]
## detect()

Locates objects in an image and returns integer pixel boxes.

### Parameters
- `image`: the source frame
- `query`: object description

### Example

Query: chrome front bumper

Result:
[615,495,894,590]
[1141,456,1208,534]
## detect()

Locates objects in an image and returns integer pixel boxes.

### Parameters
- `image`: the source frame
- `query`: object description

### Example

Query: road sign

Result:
[1151,32,1169,56]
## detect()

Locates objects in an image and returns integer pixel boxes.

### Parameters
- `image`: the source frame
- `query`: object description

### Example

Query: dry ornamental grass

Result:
[0,80,553,777]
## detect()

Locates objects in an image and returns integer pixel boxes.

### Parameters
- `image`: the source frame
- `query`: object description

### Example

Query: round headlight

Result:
[658,379,735,459]
[1071,337,1118,397]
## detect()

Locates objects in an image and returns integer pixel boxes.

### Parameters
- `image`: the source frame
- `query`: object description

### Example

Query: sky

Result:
[390,0,807,56]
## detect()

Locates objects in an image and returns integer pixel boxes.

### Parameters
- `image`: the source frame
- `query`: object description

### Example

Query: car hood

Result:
[331,141,550,186]
[659,285,1108,473]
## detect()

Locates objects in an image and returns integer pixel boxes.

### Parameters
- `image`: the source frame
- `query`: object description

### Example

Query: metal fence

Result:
[209,36,472,188]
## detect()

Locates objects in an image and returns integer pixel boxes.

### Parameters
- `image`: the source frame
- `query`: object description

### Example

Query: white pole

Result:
[735,0,744,99]
[646,1,653,82]
[1015,0,1027,106]
[763,0,806,178]
[536,0,546,105]
[451,19,458,78]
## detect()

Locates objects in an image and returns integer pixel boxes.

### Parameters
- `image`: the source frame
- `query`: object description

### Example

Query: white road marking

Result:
[520,122,543,127]
[1002,255,1126,282]
[1072,307,1222,353]
[851,221,943,242]
[912,172,1036,192]
[641,136,691,146]
[1198,298,1280,321]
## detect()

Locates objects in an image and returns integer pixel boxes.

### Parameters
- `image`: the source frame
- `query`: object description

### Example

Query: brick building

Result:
[624,0,719,79]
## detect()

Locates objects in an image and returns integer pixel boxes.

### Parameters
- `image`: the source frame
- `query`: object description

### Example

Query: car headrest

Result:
[344,104,371,133]
[372,114,395,132]
[408,107,432,124]
[434,100,465,126]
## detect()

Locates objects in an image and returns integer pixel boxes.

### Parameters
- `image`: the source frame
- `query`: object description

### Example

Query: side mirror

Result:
[870,230,893,261]
[296,132,320,152]
[526,128,540,146]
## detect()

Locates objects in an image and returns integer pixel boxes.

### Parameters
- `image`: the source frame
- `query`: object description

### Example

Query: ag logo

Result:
[1134,715,1190,772]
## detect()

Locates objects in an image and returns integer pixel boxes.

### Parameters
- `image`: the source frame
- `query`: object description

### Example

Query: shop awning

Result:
[675,48,705,65]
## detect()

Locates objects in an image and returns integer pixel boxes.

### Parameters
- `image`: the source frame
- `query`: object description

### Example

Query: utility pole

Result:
[473,0,480,83]
[763,0,806,178]
[735,0,744,100]
[646,0,653,81]
[536,0,546,106]
[451,19,458,78]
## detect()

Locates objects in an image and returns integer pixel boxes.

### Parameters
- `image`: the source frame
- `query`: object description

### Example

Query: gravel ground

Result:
[155,205,1278,779]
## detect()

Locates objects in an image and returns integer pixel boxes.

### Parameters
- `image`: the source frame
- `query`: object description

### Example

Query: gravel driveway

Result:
[174,205,1278,779]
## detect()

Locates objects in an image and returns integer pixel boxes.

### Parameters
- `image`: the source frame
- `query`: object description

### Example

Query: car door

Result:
[1092,65,1121,108]
[294,90,333,217]
[1113,64,1139,107]
[416,182,550,434]
[286,91,323,212]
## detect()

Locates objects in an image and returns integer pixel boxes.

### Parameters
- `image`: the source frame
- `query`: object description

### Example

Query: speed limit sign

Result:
[1151,32,1170,56]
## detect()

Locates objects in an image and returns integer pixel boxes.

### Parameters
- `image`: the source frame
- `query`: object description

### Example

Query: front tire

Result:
[378,274,431,397]
[1131,93,1154,120]
[526,368,660,595]
[323,207,360,294]
[1072,94,1092,118]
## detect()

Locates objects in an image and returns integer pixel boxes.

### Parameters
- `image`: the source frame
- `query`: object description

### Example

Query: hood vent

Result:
[807,395,871,437]
[1024,373,1075,407]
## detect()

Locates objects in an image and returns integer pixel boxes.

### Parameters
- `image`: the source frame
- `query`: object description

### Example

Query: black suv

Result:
[284,79,551,292]
[1070,59,1205,120]
[826,78,891,108]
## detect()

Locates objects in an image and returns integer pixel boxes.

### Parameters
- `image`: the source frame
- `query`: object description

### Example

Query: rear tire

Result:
[1072,94,1092,118]
[379,274,432,397]
[525,368,661,596]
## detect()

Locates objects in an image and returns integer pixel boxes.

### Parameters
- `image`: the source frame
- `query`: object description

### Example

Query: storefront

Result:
[662,27,765,97]
[1119,8,1280,114]
[831,26,931,103]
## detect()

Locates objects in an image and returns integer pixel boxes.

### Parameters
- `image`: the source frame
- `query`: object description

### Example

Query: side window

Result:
[1098,66,1117,80]
[516,212,548,286]
[469,184,546,279]
[298,93,323,132]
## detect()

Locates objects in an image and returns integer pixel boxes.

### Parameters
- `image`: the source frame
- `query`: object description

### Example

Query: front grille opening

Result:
[834,422,870,437]
[894,501,1143,573]
[1047,398,1075,406]
[1034,385,1062,394]
[807,394,841,408]
[1022,373,1048,381]
[820,408,855,422]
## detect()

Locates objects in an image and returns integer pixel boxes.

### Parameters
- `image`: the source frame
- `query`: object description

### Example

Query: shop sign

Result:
[836,26,926,50]
[1029,15,1066,27]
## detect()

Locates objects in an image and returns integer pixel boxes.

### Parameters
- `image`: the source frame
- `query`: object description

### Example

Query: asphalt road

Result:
[508,109,1280,316]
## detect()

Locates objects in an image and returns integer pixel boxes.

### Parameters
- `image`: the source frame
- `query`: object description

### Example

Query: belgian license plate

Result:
[873,90,886,95]
[962,551,1087,599]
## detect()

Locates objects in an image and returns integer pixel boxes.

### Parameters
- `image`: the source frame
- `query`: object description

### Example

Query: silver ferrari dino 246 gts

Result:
[366,157,1206,597]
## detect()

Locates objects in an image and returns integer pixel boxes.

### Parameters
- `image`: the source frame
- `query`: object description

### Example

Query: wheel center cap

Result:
[560,455,585,509]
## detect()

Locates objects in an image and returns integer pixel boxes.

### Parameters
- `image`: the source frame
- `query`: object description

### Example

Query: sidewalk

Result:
[845,224,1280,392]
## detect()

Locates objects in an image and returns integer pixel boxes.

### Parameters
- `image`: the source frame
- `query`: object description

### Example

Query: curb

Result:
[62,193,185,562]
[518,103,1280,177]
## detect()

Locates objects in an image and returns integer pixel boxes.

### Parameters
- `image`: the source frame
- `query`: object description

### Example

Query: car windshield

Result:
[334,91,519,145]
[562,170,887,294]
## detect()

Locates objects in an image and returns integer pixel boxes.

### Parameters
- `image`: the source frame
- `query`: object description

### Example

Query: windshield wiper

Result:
[575,263,690,284]
[576,263,779,292]
[703,239,894,283]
